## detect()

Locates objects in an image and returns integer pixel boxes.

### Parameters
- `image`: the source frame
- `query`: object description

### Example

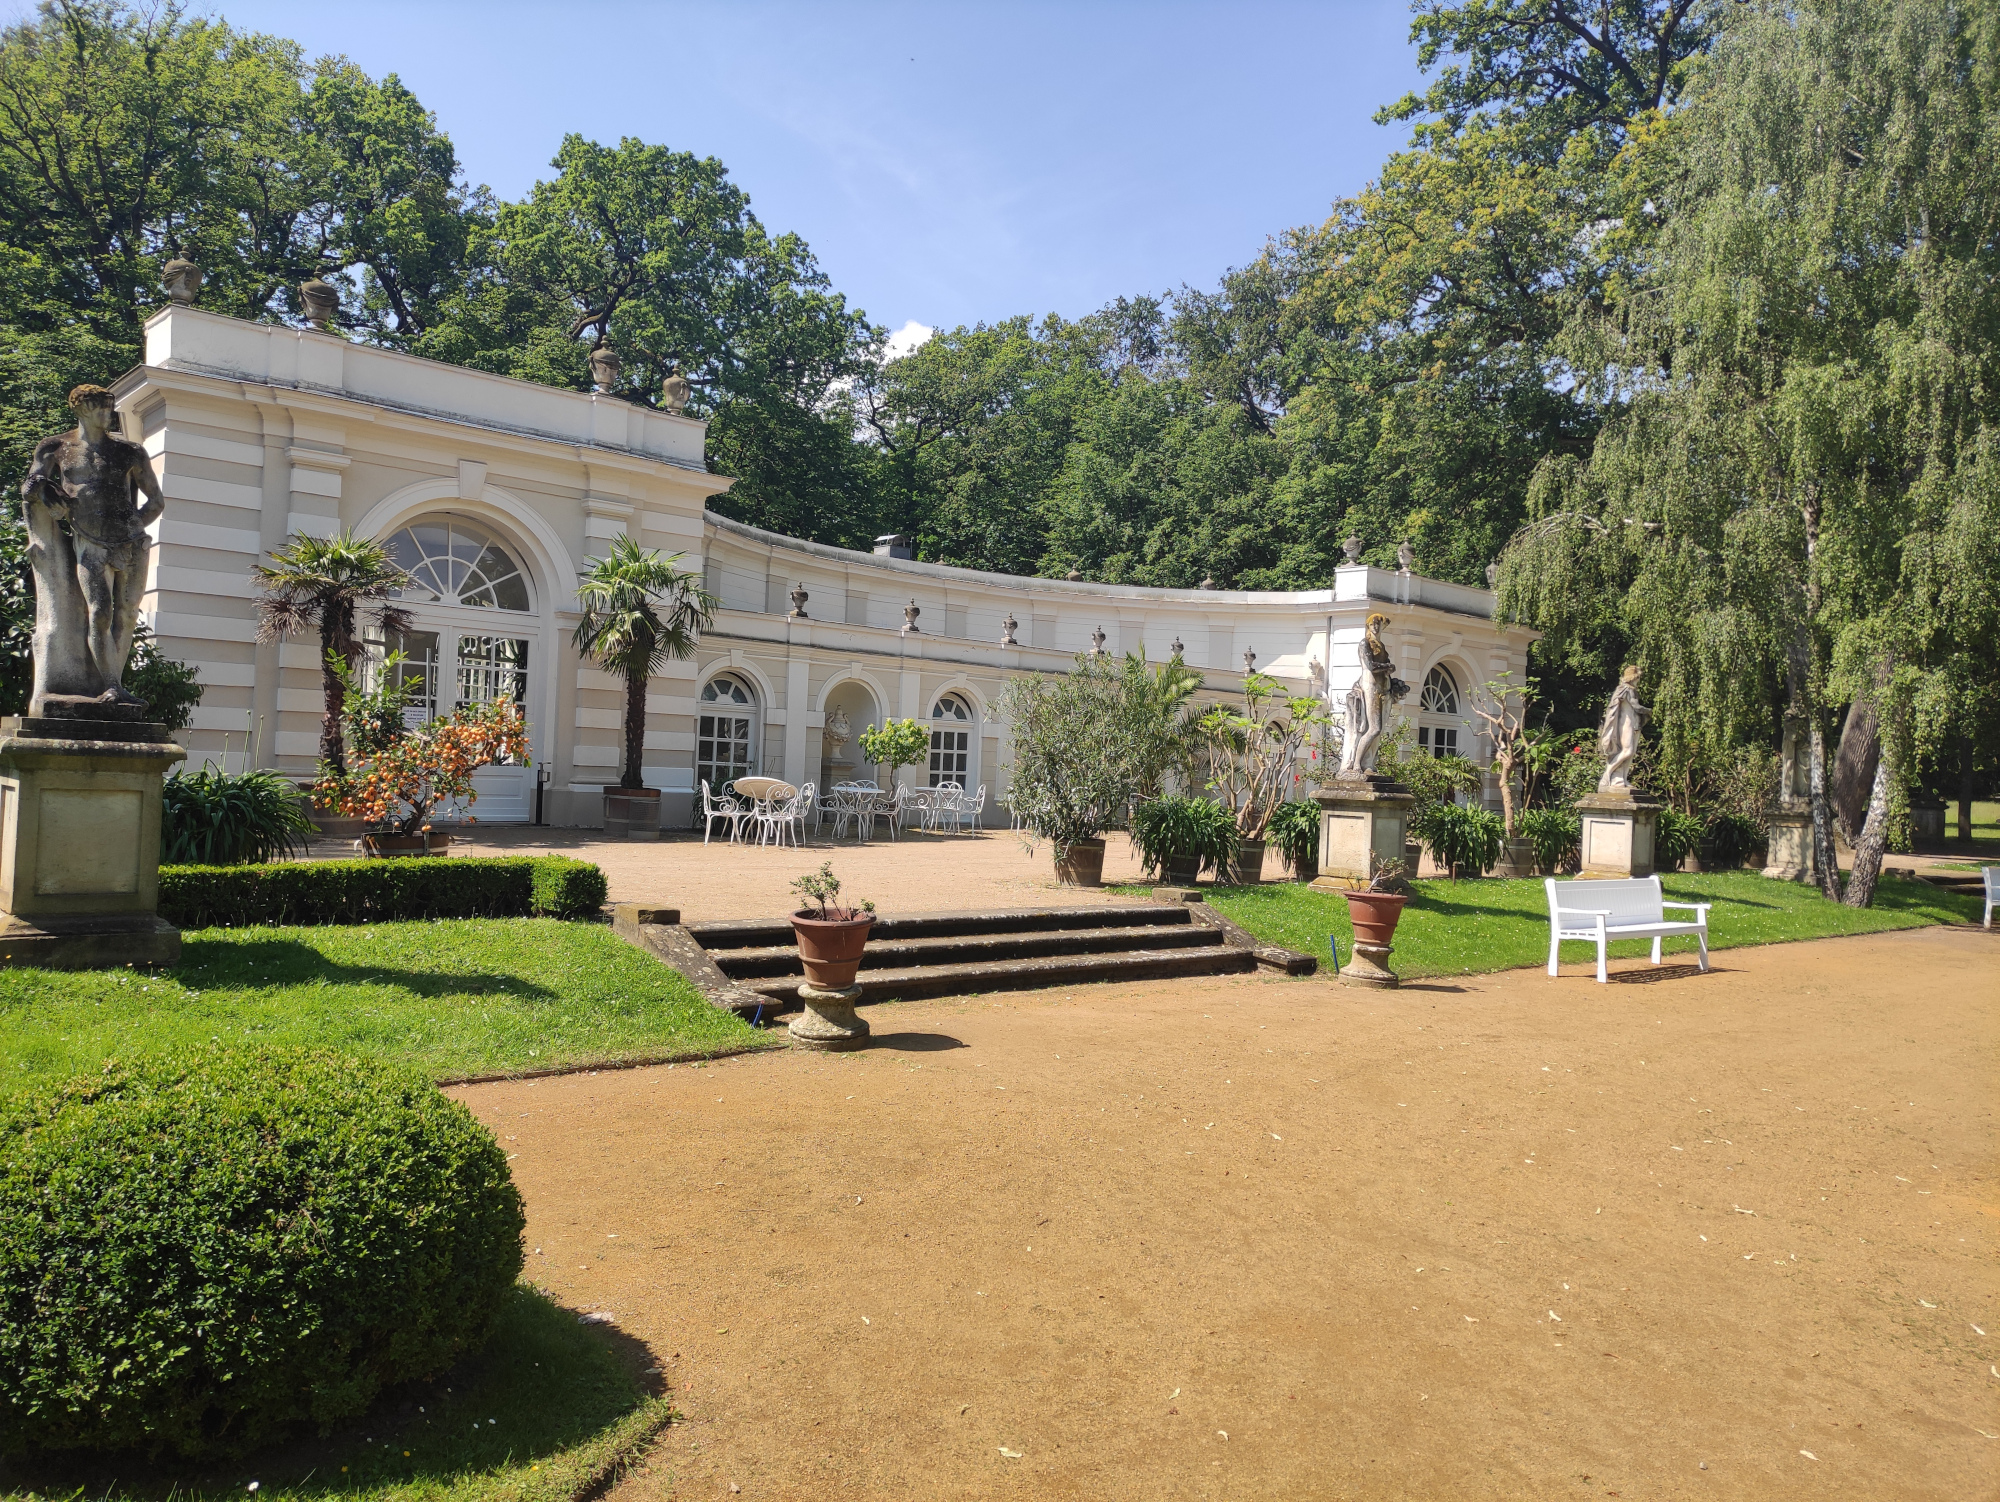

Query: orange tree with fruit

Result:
[314,691,527,837]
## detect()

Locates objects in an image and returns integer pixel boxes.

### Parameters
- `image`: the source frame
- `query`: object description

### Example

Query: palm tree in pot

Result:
[573,536,716,835]
[252,529,412,793]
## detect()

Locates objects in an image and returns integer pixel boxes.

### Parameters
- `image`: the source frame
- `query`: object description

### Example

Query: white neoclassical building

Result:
[112,304,1534,828]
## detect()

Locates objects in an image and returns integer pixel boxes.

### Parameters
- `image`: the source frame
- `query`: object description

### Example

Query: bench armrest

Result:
[1659,901,1711,916]
[1553,907,1613,918]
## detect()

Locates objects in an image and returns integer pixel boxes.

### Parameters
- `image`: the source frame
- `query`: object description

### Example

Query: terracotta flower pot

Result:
[1055,838,1106,887]
[363,830,453,859]
[1341,890,1408,947]
[790,910,875,988]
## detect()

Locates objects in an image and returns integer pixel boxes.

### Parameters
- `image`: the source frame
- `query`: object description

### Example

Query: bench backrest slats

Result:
[1545,875,1665,925]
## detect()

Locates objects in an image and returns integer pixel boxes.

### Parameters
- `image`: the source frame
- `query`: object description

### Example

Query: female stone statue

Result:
[1596,665,1651,791]
[1339,612,1409,775]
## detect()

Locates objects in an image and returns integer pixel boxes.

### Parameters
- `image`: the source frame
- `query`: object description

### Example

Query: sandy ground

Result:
[453,925,1999,1502]
[440,826,1162,919]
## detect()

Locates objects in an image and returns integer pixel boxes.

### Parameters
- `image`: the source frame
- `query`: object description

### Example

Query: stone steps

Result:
[612,900,1313,1014]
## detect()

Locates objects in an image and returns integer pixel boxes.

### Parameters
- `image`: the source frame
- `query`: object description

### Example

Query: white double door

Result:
[373,615,537,824]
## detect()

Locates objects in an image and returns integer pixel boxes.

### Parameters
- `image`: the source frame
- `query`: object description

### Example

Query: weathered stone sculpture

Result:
[1338,612,1409,776]
[1574,665,1661,877]
[162,258,203,305]
[1314,612,1415,884]
[299,278,340,330]
[1595,666,1650,791]
[21,386,165,712]
[1764,692,1814,881]
[588,344,621,393]
[661,371,691,413]
[4,385,186,968]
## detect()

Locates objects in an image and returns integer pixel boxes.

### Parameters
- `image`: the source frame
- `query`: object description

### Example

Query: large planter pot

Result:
[299,784,366,839]
[1341,890,1408,947]
[1160,854,1203,886]
[1403,839,1423,875]
[1055,838,1106,887]
[1491,837,1536,878]
[363,830,453,859]
[1221,838,1265,885]
[603,786,662,841]
[789,910,875,989]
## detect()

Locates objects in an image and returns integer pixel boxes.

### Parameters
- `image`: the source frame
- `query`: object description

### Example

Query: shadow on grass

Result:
[176,936,561,1003]
[0,1285,663,1500]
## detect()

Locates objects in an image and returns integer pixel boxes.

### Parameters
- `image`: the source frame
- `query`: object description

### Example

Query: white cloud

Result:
[883,319,934,360]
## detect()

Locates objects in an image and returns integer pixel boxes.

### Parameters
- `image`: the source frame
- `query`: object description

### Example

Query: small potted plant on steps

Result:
[1336,858,1411,990]
[787,862,876,1052]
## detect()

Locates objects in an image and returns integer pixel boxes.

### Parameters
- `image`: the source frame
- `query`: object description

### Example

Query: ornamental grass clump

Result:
[0,1047,524,1462]
[1129,794,1239,878]
[160,765,315,865]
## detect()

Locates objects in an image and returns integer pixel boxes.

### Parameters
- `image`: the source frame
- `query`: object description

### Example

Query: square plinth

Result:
[1574,792,1661,878]
[1314,778,1416,882]
[1763,810,1816,882]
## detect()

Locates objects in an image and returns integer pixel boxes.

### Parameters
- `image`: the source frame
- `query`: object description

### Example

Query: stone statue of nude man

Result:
[20,385,166,710]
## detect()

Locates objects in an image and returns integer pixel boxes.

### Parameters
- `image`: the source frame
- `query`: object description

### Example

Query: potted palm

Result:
[573,537,717,839]
[253,529,413,831]
[788,861,877,987]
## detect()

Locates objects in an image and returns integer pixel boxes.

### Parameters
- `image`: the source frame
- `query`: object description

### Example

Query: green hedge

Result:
[158,855,608,928]
[0,1047,524,1460]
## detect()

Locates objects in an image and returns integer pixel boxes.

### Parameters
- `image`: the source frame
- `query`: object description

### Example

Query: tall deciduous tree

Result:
[1499,0,2000,907]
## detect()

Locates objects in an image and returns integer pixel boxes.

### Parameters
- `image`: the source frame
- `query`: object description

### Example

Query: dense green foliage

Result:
[1517,807,1581,874]
[1128,794,1240,877]
[0,1047,523,1460]
[159,765,315,865]
[0,919,763,1093]
[1412,800,1506,878]
[1265,797,1322,877]
[157,854,606,927]
[572,538,715,790]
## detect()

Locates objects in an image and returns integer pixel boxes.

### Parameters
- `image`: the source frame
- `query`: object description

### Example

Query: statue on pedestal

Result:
[20,385,166,714]
[1338,612,1410,776]
[1595,665,1651,792]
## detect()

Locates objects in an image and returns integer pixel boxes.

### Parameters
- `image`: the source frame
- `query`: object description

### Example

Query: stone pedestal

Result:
[1311,774,1416,885]
[0,713,185,969]
[1762,809,1815,882]
[1573,790,1661,878]
[788,982,869,1051]
[1338,941,1398,989]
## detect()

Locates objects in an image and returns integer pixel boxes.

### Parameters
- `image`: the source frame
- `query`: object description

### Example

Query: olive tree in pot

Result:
[787,862,876,1052]
[1129,794,1238,884]
[574,537,716,839]
[1197,671,1332,884]
[1001,657,1131,886]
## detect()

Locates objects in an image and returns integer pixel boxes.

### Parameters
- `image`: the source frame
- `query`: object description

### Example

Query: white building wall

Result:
[111,304,1535,830]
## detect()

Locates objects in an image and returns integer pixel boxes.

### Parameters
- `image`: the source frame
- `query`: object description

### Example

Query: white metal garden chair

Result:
[757,781,813,849]
[965,783,988,832]
[699,779,747,846]
[925,782,964,833]
[1984,864,1998,928]
[870,783,906,842]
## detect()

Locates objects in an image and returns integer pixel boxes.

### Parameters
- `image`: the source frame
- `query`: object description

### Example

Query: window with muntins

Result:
[929,693,972,787]
[1418,665,1461,757]
[698,675,757,792]
[385,519,531,611]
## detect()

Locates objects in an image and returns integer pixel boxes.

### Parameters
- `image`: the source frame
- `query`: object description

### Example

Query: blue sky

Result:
[29,2,1431,345]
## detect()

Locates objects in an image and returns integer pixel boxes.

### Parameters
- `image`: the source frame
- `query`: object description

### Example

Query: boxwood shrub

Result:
[158,855,608,928]
[0,1047,524,1460]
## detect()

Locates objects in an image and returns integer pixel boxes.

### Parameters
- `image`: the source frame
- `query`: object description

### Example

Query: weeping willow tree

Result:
[1497,0,2000,907]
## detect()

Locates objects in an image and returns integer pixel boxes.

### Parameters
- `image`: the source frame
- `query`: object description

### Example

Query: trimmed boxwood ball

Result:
[0,1047,524,1461]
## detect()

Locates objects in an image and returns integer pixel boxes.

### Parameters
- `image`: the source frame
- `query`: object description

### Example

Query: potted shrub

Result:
[1195,670,1331,884]
[1518,807,1582,875]
[1470,671,1539,876]
[1130,793,1239,884]
[1335,858,1413,987]
[573,536,716,837]
[1656,807,1702,871]
[1265,797,1321,881]
[1001,658,1131,886]
[314,699,527,857]
[788,861,876,988]
[1413,800,1506,880]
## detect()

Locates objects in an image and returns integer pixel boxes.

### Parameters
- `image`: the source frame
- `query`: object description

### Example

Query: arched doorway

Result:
[1417,665,1464,758]
[697,673,760,795]
[366,515,538,822]
[929,692,978,789]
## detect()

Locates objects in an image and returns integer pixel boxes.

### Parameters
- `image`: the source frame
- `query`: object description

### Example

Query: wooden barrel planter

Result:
[1055,838,1106,887]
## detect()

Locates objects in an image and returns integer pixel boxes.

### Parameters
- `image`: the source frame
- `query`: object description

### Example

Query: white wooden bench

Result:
[1545,876,1711,983]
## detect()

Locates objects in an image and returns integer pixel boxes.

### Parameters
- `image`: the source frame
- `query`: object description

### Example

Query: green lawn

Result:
[1126,871,1980,979]
[0,1285,670,1502]
[0,918,768,1094]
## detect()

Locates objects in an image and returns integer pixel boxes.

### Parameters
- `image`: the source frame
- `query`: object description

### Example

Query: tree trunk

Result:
[1843,757,1892,908]
[1808,719,1842,901]
[1496,754,1516,837]
[622,662,647,790]
[1959,735,1976,843]
[319,619,346,775]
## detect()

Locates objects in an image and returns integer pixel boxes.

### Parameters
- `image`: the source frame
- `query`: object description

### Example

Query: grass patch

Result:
[0,1284,670,1501]
[0,918,768,1094]
[1120,871,1980,979]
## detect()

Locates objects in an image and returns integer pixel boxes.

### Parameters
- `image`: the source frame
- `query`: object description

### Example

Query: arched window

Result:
[929,693,973,787]
[1418,665,1461,757]
[698,674,757,791]
[384,518,531,611]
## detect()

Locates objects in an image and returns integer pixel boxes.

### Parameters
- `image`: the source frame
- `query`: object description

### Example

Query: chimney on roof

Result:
[873,534,914,560]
